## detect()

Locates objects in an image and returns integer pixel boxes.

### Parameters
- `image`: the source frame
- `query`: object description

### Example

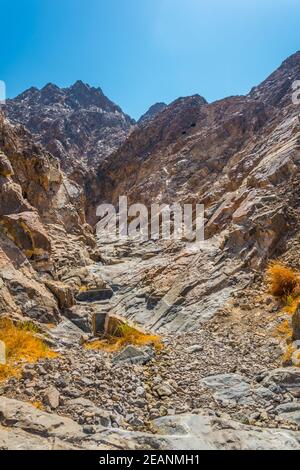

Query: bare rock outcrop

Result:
[1,396,300,450]
[0,113,95,323]
[88,52,300,272]
[5,81,134,182]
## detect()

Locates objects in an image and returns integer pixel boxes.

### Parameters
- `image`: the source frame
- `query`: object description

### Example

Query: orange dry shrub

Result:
[282,343,295,364]
[0,318,57,381]
[31,400,44,410]
[283,295,300,315]
[85,323,162,353]
[276,319,293,339]
[266,262,300,298]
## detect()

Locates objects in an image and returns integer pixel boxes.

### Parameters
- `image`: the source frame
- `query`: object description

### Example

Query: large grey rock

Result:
[86,413,300,450]
[112,345,151,365]
[262,367,300,397]
[44,386,60,410]
[92,311,107,335]
[50,320,85,346]
[276,403,300,426]
[155,384,174,398]
[201,374,253,405]
[1,397,300,450]
[151,413,300,450]
[0,340,6,365]
[202,373,247,389]
[76,288,113,303]
[0,426,78,450]
[0,397,83,440]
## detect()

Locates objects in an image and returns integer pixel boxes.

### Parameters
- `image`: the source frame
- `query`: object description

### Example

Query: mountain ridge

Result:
[5,81,135,183]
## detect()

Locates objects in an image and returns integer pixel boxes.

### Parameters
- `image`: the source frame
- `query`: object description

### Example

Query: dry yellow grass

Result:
[85,323,162,353]
[266,262,300,298]
[283,295,300,315]
[276,318,293,338]
[31,400,44,410]
[0,318,57,381]
[79,285,88,292]
[282,343,295,364]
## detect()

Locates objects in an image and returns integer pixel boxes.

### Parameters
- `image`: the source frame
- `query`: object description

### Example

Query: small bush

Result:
[31,400,44,410]
[282,343,295,364]
[276,319,293,338]
[85,322,162,353]
[284,296,300,315]
[266,262,300,298]
[0,318,57,381]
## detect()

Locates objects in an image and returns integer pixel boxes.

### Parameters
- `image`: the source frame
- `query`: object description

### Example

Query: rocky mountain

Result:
[0,112,96,324]
[138,102,167,125]
[1,52,300,450]
[5,81,134,183]
[88,52,300,269]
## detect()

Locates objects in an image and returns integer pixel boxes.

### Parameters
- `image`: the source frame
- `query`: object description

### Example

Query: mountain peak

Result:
[41,83,61,92]
[6,80,134,174]
[69,80,91,92]
[139,102,167,124]
[281,50,300,69]
[249,50,300,106]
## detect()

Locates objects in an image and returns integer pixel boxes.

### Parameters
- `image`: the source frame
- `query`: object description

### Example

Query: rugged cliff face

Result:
[0,113,95,323]
[78,52,300,336]
[5,81,134,183]
[88,52,300,269]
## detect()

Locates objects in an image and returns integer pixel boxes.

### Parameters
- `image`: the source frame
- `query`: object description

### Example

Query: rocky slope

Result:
[1,52,300,450]
[0,112,95,324]
[5,81,134,183]
[83,52,300,333]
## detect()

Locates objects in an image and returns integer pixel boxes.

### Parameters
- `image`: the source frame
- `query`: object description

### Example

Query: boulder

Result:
[112,345,151,365]
[262,367,300,397]
[1,211,51,259]
[150,413,300,450]
[0,264,60,323]
[104,313,146,337]
[92,311,107,335]
[49,320,85,346]
[0,152,13,177]
[76,288,113,302]
[44,279,75,309]
[0,177,32,217]
[276,403,300,426]
[155,384,174,398]
[0,426,78,450]
[201,374,252,405]
[0,397,83,440]
[43,386,60,410]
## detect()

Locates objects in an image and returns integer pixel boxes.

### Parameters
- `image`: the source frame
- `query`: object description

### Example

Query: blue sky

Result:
[1,0,299,119]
